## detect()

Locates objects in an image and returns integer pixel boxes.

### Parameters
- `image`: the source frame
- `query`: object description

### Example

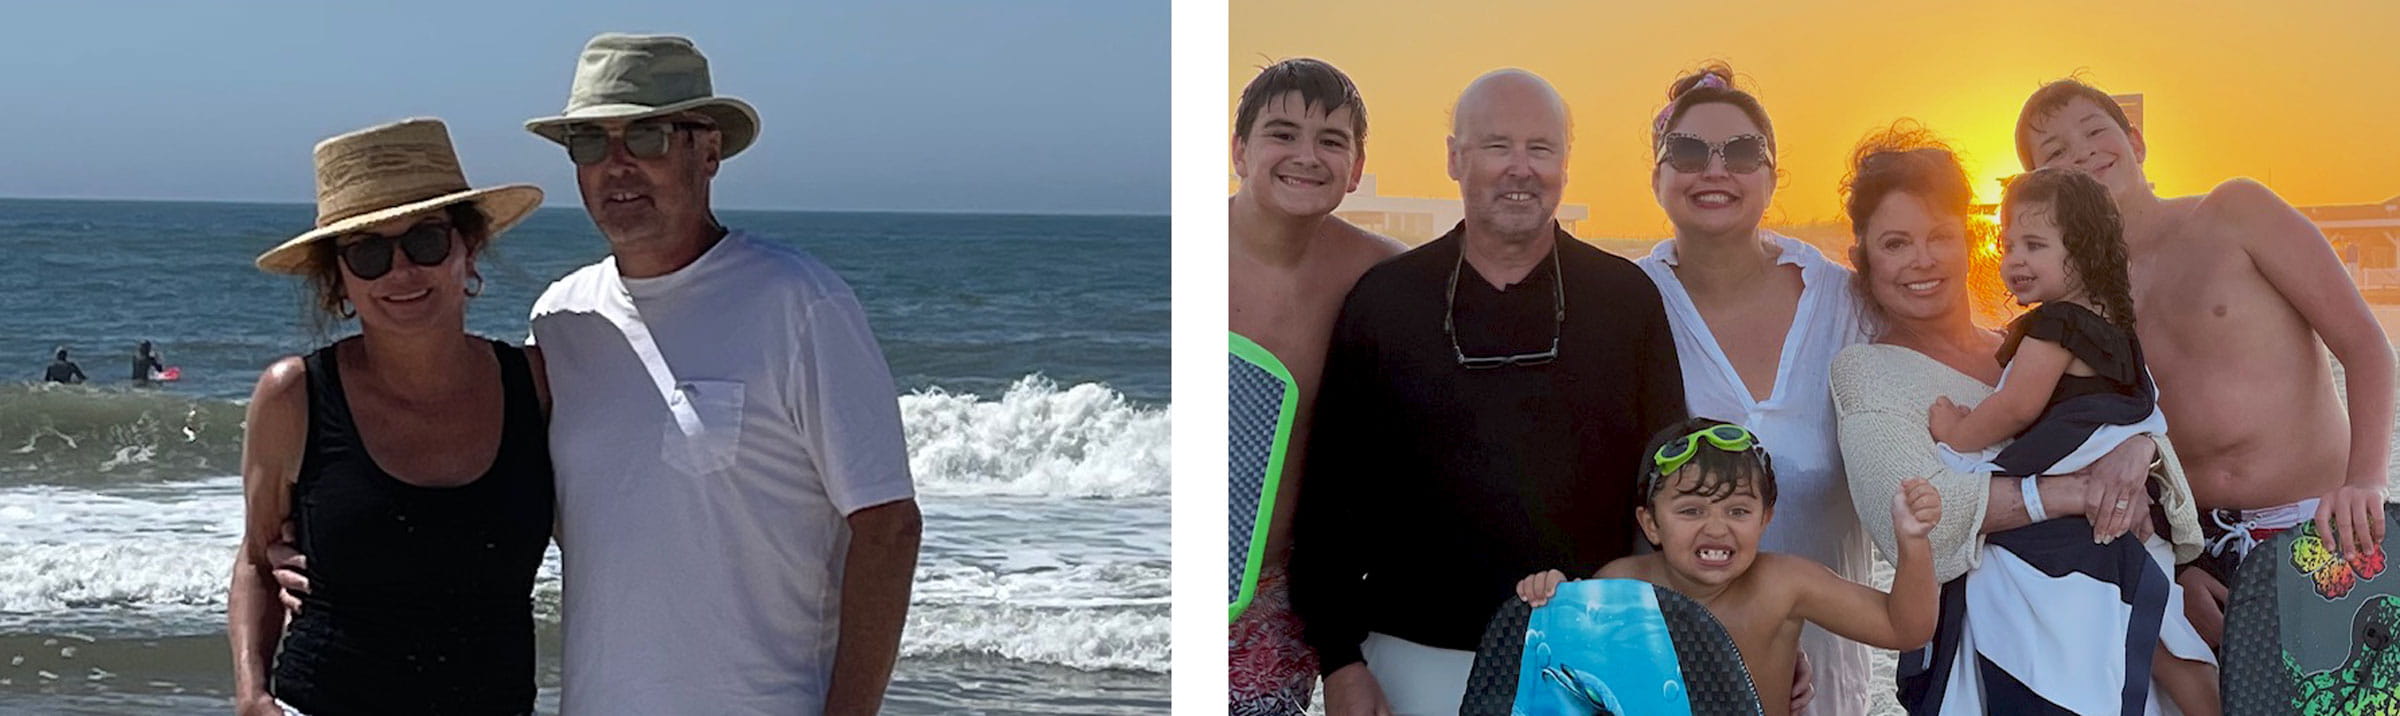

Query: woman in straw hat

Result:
[228,118,552,716]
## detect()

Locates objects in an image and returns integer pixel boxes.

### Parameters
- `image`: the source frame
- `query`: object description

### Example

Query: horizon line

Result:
[0,194,1167,220]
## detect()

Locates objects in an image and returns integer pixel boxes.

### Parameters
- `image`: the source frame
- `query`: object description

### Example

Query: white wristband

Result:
[2021,477,2048,523]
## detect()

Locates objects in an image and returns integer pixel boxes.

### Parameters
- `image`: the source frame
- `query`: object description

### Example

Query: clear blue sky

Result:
[0,1,1165,215]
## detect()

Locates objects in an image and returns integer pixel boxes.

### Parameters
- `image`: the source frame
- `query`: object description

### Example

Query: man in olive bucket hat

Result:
[274,33,920,716]
[525,33,919,715]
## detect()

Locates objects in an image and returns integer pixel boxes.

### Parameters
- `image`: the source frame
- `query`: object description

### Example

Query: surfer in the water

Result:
[1516,418,1943,716]
[130,340,165,384]
[44,347,86,384]
[1227,56,1404,716]
[228,118,552,716]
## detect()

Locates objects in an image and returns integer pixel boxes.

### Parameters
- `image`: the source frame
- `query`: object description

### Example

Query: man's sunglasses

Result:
[1655,133,1774,175]
[338,219,453,280]
[562,120,718,166]
[1444,244,1564,370]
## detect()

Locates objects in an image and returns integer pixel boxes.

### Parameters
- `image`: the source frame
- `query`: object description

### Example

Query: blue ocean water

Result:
[0,198,1169,713]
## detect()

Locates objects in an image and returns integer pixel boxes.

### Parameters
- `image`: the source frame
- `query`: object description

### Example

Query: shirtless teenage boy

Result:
[1228,57,1405,715]
[2016,78,2398,645]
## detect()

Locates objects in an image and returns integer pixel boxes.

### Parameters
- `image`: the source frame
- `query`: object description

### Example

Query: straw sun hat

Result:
[254,118,542,275]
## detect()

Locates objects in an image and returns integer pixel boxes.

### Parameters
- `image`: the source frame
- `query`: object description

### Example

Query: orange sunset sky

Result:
[1229,0,2400,239]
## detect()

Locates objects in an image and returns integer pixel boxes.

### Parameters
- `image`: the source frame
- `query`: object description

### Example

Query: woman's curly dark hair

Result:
[2002,167,2135,331]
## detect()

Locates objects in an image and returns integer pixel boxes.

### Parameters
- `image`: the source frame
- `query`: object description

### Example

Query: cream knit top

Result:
[1831,343,2202,582]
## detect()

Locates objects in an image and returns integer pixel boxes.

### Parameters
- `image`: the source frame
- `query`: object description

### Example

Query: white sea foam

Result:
[901,376,1169,498]
[900,603,1169,673]
[0,479,1167,674]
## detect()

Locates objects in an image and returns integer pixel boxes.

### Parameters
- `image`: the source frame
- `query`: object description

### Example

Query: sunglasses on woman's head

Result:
[338,219,453,280]
[561,120,718,166]
[1655,133,1774,175]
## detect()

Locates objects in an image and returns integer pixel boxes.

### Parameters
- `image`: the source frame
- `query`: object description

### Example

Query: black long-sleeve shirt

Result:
[1289,223,1685,675]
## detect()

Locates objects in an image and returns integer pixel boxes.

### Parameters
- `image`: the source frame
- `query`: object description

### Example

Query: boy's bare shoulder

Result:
[2192,177,2303,227]
[1322,216,1407,267]
[1746,552,1834,583]
[1597,554,1657,579]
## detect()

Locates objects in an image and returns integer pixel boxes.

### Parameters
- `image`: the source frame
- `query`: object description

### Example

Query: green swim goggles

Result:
[1651,424,1760,479]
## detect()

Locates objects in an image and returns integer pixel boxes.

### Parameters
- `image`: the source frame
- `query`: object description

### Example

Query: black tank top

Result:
[272,339,554,715]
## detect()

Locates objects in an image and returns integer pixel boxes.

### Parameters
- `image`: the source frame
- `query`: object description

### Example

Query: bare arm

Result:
[1783,554,1933,651]
[824,499,922,716]
[1792,480,1942,649]
[229,358,308,711]
[2225,179,2396,555]
[1933,338,2070,452]
[1980,475,2090,532]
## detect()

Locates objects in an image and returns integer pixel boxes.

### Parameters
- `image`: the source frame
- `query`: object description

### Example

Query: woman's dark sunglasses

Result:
[1655,133,1774,175]
[338,220,453,280]
[563,120,717,166]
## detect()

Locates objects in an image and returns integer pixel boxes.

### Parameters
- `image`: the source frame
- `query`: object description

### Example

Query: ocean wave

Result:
[0,542,228,618]
[0,375,1168,500]
[0,384,240,488]
[902,376,1169,498]
[901,603,1169,673]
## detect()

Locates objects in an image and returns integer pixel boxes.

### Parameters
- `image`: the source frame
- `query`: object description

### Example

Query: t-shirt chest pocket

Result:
[662,379,746,476]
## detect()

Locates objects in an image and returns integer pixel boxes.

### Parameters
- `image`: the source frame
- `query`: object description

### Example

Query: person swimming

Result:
[44,347,86,384]
[131,340,165,384]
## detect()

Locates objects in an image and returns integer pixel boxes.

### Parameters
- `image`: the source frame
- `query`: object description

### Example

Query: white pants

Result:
[1359,632,1476,716]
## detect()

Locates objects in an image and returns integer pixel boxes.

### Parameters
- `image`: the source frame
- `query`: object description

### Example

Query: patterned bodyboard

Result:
[1461,579,1762,716]
[2222,506,2400,716]
[1229,333,1298,622]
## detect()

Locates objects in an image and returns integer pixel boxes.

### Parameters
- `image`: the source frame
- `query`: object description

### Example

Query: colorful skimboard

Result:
[2221,507,2400,715]
[1229,333,1297,623]
[1462,579,1762,716]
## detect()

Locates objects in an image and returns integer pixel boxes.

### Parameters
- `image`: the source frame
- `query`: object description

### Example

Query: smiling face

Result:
[331,214,475,332]
[569,114,723,255]
[1652,102,1774,239]
[2024,96,2148,200]
[1638,466,1771,589]
[2001,200,2080,305]
[1232,90,1364,219]
[1447,73,1569,243]
[1858,191,1974,326]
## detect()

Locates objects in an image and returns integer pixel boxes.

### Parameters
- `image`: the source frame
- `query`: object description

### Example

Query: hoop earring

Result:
[338,297,356,319]
[465,274,485,297]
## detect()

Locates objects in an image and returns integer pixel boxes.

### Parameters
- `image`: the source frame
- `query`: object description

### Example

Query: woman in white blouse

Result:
[1631,63,1874,714]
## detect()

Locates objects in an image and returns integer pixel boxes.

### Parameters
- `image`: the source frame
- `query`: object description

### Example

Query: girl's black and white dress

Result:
[1938,301,2165,477]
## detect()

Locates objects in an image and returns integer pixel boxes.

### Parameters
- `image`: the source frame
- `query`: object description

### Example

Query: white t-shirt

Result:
[1638,233,1877,716]
[529,230,915,715]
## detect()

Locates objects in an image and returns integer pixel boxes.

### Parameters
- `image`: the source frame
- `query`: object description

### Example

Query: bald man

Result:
[1288,69,1687,715]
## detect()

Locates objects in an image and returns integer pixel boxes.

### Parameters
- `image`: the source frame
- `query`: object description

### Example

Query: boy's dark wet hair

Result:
[1637,417,1777,508]
[2003,166,2136,331]
[1233,58,1367,146]
[2013,77,2136,171]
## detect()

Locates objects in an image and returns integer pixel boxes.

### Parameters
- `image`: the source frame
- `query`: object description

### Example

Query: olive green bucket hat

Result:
[523,33,761,159]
